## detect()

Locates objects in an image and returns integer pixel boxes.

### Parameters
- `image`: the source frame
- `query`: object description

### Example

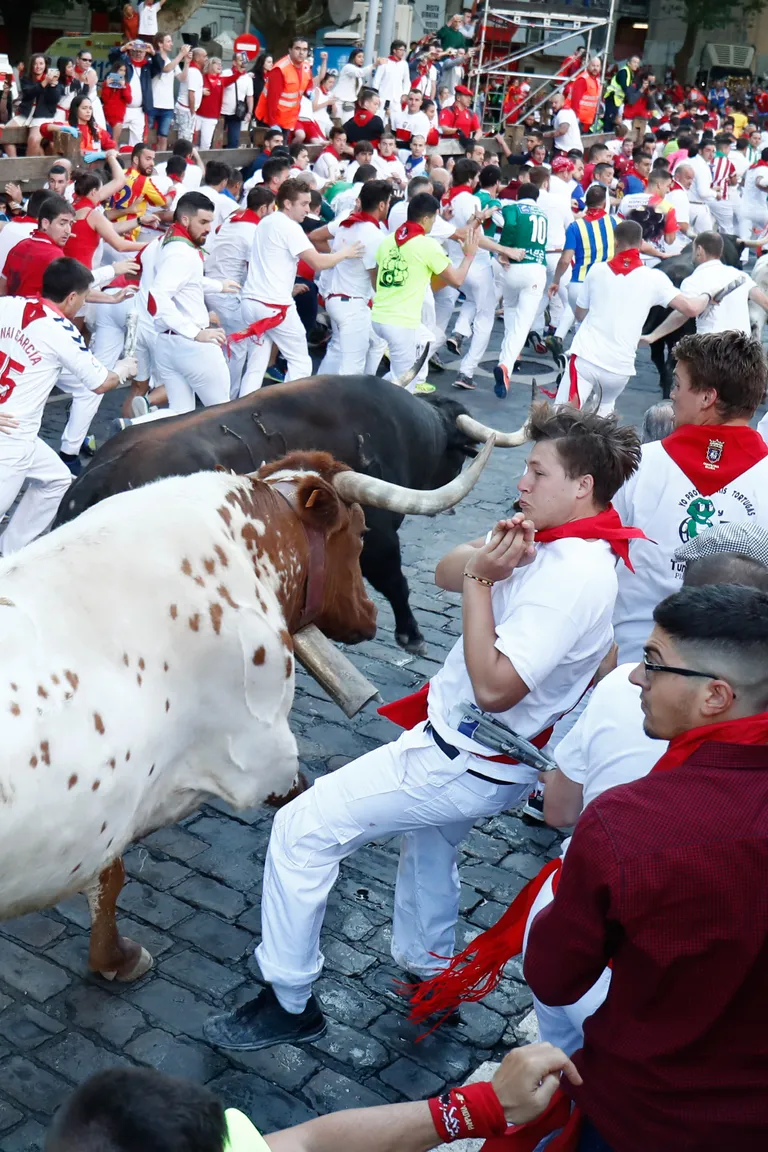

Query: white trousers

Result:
[689,203,714,233]
[135,316,157,383]
[88,295,134,371]
[55,372,101,456]
[738,203,768,242]
[709,198,734,233]
[454,260,497,378]
[434,285,458,340]
[256,724,529,1012]
[319,296,386,376]
[499,263,547,372]
[534,254,569,333]
[195,115,218,150]
[370,322,422,391]
[0,437,72,555]
[206,292,245,398]
[239,300,312,396]
[554,276,578,341]
[555,353,629,414]
[154,333,230,413]
[522,872,612,1056]
[123,107,146,147]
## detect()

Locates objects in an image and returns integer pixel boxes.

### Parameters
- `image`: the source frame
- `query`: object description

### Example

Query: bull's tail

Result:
[392,344,431,389]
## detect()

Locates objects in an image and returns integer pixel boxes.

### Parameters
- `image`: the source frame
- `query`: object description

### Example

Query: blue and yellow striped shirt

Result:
[565,213,618,283]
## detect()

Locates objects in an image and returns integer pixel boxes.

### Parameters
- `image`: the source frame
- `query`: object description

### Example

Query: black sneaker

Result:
[429,352,446,373]
[452,372,476,390]
[203,985,327,1051]
[446,333,464,356]
[59,451,82,476]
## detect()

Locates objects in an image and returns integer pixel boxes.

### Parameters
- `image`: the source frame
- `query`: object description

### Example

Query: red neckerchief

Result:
[339,211,383,229]
[625,164,648,187]
[671,179,685,192]
[607,247,644,275]
[583,207,607,221]
[661,423,768,497]
[534,505,648,571]
[353,108,373,127]
[442,183,473,206]
[394,221,425,247]
[652,713,768,774]
[130,57,147,69]
[168,172,184,185]
[322,144,341,159]
[378,151,399,163]
[751,158,768,169]
[225,208,261,226]
[205,74,222,89]
[388,54,401,62]
[161,221,204,261]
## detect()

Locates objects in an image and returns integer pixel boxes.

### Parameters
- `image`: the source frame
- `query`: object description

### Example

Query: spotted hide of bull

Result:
[0,470,336,921]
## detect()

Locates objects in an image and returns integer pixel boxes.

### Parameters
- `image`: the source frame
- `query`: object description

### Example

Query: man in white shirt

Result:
[738,148,768,243]
[150,190,240,414]
[239,178,363,395]
[0,258,134,554]
[174,46,206,143]
[546,91,582,155]
[641,231,768,347]
[314,179,391,376]
[374,133,408,189]
[203,403,643,1053]
[612,329,768,663]
[688,140,733,232]
[390,90,431,162]
[198,159,236,229]
[123,41,151,147]
[221,51,254,151]
[204,185,275,398]
[312,126,349,184]
[137,0,166,37]
[527,166,574,345]
[554,220,704,414]
[373,39,411,120]
[150,33,189,151]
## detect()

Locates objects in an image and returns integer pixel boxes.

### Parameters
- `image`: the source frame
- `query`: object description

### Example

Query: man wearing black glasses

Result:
[612,329,768,665]
[524,581,768,1152]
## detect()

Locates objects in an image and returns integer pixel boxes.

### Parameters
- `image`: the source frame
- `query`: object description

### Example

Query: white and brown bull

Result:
[0,446,493,982]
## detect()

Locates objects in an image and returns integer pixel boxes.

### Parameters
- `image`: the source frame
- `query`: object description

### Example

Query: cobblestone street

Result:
[0,328,733,1148]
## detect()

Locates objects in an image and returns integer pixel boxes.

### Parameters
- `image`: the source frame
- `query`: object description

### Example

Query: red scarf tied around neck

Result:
[394,221,425,247]
[607,246,643,275]
[339,211,382,229]
[162,221,204,260]
[583,207,607,222]
[661,423,768,497]
[442,183,473,206]
[534,505,648,571]
[353,108,373,127]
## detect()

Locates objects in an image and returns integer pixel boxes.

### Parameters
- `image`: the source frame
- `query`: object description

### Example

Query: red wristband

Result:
[428,1082,508,1142]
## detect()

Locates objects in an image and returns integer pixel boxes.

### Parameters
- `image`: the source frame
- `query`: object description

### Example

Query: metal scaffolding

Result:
[469,1,618,135]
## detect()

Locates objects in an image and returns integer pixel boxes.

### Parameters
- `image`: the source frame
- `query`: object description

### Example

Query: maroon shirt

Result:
[525,739,768,1151]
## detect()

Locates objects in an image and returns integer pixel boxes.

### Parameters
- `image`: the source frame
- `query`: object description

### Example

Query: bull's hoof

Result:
[396,631,428,657]
[98,938,154,983]
[263,771,310,809]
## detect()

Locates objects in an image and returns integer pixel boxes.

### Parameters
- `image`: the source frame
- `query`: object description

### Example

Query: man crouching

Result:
[204,402,644,1051]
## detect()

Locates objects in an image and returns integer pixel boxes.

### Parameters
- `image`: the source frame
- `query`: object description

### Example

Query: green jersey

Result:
[497,201,548,265]
[476,189,501,236]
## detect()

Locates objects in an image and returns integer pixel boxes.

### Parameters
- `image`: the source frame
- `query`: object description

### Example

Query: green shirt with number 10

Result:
[497,201,548,265]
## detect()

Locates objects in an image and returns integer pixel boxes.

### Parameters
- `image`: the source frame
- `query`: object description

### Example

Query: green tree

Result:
[671,0,768,80]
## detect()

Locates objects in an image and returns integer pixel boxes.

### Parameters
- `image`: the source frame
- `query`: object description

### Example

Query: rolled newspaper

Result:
[293,624,380,718]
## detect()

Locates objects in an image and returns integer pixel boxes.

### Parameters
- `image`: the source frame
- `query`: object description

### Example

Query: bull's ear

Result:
[295,476,342,529]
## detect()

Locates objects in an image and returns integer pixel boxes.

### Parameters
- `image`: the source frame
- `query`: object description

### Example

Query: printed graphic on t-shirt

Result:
[379,247,408,288]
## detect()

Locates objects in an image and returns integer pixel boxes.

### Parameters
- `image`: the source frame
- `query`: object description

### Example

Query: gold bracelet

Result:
[464,571,495,587]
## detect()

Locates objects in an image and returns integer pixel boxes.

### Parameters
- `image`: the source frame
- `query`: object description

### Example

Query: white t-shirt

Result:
[613,437,768,662]
[556,662,665,851]
[205,213,257,284]
[128,68,143,110]
[681,259,754,334]
[537,187,573,250]
[324,217,384,301]
[221,70,251,118]
[151,57,177,111]
[390,107,431,157]
[178,65,203,111]
[372,57,411,110]
[197,185,234,230]
[0,221,37,276]
[151,238,223,339]
[243,210,310,305]
[445,189,490,266]
[741,165,768,211]
[553,107,582,153]
[427,537,617,784]
[730,150,749,180]
[373,152,407,185]
[0,296,108,441]
[572,263,678,376]
[313,149,343,184]
[137,1,159,36]
[153,162,203,190]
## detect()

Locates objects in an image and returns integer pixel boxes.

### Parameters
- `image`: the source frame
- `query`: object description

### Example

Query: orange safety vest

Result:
[572,72,600,126]
[255,54,312,129]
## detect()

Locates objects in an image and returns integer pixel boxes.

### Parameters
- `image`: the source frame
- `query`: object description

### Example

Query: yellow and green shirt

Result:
[372,231,450,328]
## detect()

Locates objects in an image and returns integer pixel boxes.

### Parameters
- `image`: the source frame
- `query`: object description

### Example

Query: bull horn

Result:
[456,413,528,448]
[581,382,603,415]
[392,344,431,388]
[333,434,495,514]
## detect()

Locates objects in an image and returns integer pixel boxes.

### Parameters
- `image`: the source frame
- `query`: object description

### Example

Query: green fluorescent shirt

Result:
[224,1109,270,1152]
[497,201,548,264]
[476,189,501,236]
[372,231,450,327]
